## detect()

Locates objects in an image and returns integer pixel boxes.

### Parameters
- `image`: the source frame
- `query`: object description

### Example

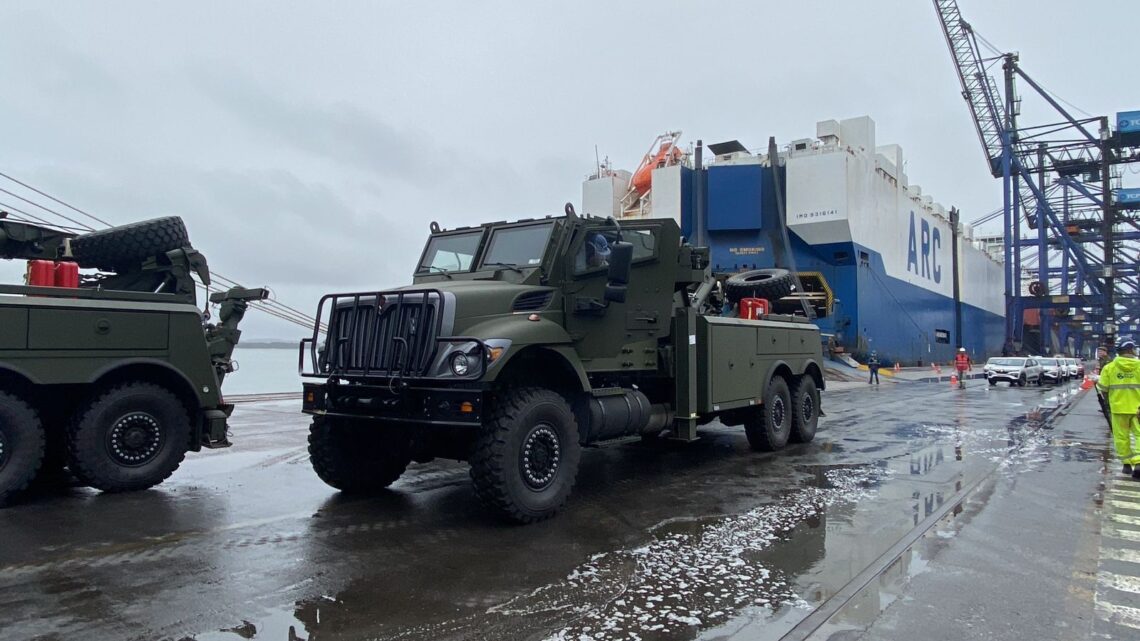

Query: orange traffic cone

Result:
[950,373,958,388]
[1081,375,1095,391]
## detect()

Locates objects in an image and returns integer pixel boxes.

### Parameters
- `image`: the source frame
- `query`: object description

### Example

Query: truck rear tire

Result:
[470,388,581,523]
[724,269,795,303]
[71,216,191,271]
[746,376,792,451]
[0,391,45,506]
[307,417,412,492]
[67,382,191,493]
[790,376,819,443]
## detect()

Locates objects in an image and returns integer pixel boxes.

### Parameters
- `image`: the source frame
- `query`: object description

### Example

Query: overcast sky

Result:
[0,1,1133,338]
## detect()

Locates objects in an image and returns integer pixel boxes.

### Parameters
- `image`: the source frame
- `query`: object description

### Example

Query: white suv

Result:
[1039,357,1065,383]
[984,357,1044,387]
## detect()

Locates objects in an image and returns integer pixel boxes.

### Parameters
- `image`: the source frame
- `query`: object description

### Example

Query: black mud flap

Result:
[201,409,232,449]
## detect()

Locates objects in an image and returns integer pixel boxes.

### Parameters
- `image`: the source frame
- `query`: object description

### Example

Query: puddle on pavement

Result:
[189,391,1088,641]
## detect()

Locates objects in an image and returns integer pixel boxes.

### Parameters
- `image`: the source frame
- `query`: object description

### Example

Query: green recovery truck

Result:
[300,205,823,522]
[0,214,266,506]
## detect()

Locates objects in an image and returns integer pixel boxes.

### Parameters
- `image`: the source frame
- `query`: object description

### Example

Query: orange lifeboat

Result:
[628,132,684,196]
[630,146,683,195]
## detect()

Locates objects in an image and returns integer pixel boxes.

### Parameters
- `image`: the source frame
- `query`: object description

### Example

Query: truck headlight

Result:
[451,352,470,376]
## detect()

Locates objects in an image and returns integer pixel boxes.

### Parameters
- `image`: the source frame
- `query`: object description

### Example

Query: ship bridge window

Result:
[859,251,870,267]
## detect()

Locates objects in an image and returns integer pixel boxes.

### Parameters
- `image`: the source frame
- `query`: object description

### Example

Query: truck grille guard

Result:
[298,288,487,384]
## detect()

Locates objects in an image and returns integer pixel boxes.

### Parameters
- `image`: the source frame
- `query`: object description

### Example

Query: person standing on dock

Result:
[868,352,881,385]
[1096,338,1140,479]
[954,347,971,389]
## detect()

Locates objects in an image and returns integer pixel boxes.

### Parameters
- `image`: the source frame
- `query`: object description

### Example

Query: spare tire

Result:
[71,216,190,271]
[724,268,795,302]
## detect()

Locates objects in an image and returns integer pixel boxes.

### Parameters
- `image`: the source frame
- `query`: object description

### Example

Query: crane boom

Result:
[933,0,1008,177]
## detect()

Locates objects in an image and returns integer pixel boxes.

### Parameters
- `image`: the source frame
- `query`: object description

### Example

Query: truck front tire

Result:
[308,417,412,492]
[470,388,581,523]
[746,376,792,451]
[790,376,819,443]
[0,391,45,506]
[67,382,191,493]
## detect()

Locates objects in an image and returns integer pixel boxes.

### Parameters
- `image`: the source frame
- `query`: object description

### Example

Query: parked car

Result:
[1054,355,1082,381]
[1039,357,1065,384]
[983,357,1044,387]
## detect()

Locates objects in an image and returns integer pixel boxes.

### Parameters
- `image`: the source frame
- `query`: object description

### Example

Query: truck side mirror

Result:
[603,242,633,304]
[607,242,633,285]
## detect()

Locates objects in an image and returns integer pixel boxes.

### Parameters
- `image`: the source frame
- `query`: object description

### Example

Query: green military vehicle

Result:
[300,205,823,522]
[0,214,265,506]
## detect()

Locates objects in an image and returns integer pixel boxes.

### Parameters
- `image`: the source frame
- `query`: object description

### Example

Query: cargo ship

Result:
[582,116,1005,366]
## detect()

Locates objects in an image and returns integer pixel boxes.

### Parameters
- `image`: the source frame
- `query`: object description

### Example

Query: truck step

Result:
[586,435,643,448]
[201,438,233,450]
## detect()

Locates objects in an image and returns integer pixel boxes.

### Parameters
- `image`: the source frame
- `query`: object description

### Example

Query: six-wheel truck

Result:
[300,205,824,522]
[0,214,266,506]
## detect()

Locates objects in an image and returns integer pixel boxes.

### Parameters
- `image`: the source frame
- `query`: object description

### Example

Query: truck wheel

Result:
[789,376,819,443]
[724,269,795,303]
[307,417,412,492]
[470,388,581,523]
[71,216,190,271]
[746,376,792,451]
[0,391,45,506]
[67,383,191,493]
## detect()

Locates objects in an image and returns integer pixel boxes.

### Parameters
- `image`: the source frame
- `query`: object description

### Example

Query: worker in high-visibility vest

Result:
[954,347,971,389]
[1096,337,1140,479]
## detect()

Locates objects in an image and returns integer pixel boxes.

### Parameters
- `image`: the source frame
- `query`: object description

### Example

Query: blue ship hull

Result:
[674,163,1005,366]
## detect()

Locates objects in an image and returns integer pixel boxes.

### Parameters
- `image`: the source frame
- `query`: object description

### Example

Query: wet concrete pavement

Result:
[0,378,1119,641]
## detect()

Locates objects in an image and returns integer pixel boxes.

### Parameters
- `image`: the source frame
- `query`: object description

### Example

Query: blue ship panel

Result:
[707,165,764,231]
[1118,111,1140,134]
[678,166,696,240]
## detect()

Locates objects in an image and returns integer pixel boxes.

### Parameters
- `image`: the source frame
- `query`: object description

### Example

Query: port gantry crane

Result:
[934,0,1140,355]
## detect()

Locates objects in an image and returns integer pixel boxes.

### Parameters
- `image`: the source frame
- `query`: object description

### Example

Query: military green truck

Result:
[300,205,823,522]
[0,215,266,506]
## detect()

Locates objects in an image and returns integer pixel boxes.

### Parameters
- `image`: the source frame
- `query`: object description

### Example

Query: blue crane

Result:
[933,0,1139,355]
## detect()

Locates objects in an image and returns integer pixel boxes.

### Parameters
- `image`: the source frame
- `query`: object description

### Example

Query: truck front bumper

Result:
[302,381,483,427]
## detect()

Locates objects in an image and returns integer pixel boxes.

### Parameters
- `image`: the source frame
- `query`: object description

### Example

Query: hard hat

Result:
[587,233,611,258]
[958,347,966,352]
[1119,337,1136,351]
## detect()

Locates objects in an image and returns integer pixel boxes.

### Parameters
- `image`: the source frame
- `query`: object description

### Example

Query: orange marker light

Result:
[460,402,474,413]
[488,346,504,362]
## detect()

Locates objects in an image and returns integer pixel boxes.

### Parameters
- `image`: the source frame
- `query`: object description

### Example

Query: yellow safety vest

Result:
[1096,355,1140,414]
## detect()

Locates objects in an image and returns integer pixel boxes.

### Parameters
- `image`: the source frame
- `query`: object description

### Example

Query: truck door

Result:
[563,224,669,364]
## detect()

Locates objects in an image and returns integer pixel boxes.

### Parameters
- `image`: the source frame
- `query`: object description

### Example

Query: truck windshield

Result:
[418,231,483,273]
[480,222,554,269]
